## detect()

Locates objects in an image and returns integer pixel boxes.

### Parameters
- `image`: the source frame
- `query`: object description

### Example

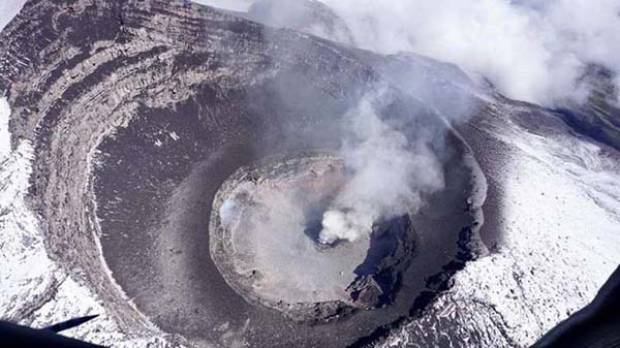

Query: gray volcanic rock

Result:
[246,0,355,45]
[0,1,485,346]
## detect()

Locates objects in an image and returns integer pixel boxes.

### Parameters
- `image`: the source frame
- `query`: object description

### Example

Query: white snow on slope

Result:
[0,97,181,347]
[1,6,180,344]
[381,108,620,347]
[0,99,53,319]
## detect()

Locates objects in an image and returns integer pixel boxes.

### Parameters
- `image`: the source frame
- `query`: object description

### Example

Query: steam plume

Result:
[193,0,620,243]
[197,0,620,105]
[0,0,26,30]
[319,0,620,105]
[319,91,444,244]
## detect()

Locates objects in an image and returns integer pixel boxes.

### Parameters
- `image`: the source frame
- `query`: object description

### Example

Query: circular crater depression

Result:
[92,85,484,347]
[210,154,415,322]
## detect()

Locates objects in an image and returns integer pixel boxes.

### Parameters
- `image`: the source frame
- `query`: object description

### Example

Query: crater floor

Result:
[210,154,416,322]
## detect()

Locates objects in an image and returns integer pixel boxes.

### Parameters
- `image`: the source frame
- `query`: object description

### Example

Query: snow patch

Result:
[0,97,183,347]
[380,108,620,347]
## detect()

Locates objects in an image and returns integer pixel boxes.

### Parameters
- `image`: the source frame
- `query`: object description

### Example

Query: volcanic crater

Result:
[209,153,417,322]
[0,1,488,346]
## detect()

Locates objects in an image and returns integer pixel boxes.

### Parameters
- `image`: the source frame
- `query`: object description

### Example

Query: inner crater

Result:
[210,154,416,322]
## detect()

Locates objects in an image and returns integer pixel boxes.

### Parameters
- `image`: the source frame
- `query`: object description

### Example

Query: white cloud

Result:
[317,0,620,105]
[319,91,444,244]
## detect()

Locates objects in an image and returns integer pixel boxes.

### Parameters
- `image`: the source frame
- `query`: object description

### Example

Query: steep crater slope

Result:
[0,0,488,346]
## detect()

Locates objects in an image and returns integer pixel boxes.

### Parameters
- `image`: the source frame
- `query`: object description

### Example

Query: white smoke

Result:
[219,196,239,228]
[193,0,620,242]
[318,92,444,244]
[319,0,620,105]
[201,0,620,106]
